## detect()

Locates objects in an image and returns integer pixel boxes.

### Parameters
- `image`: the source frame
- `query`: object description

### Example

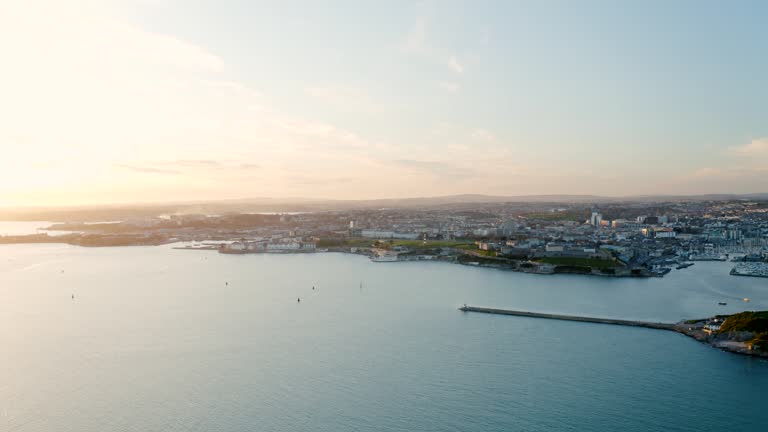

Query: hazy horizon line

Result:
[2,191,768,211]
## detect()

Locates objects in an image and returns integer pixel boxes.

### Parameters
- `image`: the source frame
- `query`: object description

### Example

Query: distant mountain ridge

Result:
[190,192,768,207]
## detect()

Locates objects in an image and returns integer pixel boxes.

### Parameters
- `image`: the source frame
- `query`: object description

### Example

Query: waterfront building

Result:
[230,241,246,251]
[545,243,565,253]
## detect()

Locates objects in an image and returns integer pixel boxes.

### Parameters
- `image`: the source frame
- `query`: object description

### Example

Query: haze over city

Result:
[1,0,767,207]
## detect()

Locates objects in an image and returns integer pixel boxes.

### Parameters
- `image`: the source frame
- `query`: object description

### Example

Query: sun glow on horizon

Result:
[1,0,767,207]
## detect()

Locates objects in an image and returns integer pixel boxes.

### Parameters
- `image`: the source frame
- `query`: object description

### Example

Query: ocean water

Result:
[1,243,767,431]
[0,221,54,236]
[0,221,73,237]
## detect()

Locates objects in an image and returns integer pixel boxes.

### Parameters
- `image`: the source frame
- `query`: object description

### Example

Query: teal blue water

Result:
[1,244,767,431]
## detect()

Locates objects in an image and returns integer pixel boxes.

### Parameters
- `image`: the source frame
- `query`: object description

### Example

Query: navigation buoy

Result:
[297,297,301,303]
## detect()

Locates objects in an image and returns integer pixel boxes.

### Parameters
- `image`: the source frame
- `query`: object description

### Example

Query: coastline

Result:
[460,305,768,359]
[674,326,768,358]
[4,237,765,358]
[0,235,662,278]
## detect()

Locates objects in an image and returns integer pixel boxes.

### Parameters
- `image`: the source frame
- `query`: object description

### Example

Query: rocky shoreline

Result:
[675,319,768,358]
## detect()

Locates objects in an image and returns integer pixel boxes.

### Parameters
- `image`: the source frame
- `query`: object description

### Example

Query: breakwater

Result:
[458,306,677,331]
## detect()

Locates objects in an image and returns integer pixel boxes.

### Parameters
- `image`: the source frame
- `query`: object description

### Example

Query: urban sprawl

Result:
[8,199,768,279]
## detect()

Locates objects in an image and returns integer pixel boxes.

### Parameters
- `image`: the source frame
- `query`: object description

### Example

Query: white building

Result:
[267,242,301,251]
[642,228,676,238]
[590,211,602,227]
[655,230,676,238]
[545,243,565,252]
[229,241,246,251]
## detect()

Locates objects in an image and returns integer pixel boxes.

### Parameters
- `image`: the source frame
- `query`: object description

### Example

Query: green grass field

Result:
[535,256,622,269]
[720,311,768,333]
[389,239,473,248]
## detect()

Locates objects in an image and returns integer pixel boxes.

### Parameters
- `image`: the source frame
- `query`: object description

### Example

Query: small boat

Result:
[744,298,750,303]
[718,302,727,306]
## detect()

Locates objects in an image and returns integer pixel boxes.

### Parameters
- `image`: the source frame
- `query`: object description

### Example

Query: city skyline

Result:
[2,0,767,206]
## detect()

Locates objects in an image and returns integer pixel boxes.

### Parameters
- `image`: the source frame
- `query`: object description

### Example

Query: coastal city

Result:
[4,1,768,430]
[4,197,768,279]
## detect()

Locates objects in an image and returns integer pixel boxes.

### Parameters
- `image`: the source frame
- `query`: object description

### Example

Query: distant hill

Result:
[1,193,766,221]
[721,311,768,333]
[205,192,768,209]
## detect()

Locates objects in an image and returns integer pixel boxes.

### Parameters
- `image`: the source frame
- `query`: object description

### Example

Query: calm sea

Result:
[0,221,55,236]
[0,221,74,237]
[1,243,767,431]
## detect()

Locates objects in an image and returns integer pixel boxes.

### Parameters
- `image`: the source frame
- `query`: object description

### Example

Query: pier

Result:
[459,306,678,331]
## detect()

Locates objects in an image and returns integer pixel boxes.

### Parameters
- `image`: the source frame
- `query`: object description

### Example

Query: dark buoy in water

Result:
[71,294,74,300]
[312,286,315,290]
[225,281,228,286]
[297,297,300,303]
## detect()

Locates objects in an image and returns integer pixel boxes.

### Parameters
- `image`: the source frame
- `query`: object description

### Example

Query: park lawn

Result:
[454,243,480,250]
[390,239,473,248]
[536,256,622,269]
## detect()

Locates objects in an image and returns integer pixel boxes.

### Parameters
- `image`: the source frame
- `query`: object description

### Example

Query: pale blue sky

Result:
[1,0,766,205]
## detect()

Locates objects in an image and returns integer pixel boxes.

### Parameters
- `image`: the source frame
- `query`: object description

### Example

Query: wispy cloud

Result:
[471,128,497,142]
[116,164,180,175]
[448,55,463,74]
[678,138,768,185]
[402,19,465,75]
[119,160,261,174]
[686,166,768,180]
[729,138,768,155]
[288,175,355,186]
[436,81,460,93]
[390,159,476,179]
[402,18,428,54]
[170,160,221,167]
[304,85,381,113]
[110,23,225,71]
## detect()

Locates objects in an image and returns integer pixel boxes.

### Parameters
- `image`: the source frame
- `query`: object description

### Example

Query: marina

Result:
[730,262,768,278]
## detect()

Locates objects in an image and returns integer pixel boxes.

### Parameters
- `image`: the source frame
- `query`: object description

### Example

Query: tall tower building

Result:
[590,210,602,227]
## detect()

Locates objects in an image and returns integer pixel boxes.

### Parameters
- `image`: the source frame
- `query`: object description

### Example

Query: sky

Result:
[1,0,767,206]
